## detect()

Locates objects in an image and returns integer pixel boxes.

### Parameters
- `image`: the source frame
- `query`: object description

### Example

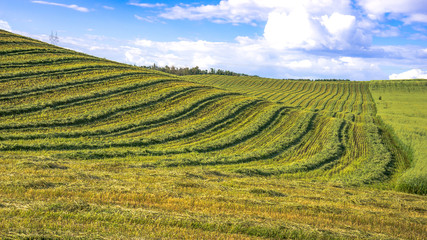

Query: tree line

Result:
[142,64,249,76]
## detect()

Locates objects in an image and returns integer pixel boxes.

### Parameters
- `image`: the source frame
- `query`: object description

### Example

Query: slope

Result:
[0,32,398,184]
[0,30,425,239]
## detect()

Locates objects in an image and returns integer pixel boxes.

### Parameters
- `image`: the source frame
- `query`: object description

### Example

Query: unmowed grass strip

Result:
[370,80,427,194]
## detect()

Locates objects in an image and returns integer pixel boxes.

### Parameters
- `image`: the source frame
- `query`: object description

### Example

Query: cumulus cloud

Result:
[32,1,89,12]
[264,8,371,50]
[264,8,320,49]
[160,0,368,50]
[0,20,12,31]
[389,69,427,79]
[264,10,368,50]
[321,12,355,38]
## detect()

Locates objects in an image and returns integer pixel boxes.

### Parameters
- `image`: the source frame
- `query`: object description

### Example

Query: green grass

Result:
[370,80,427,194]
[0,29,426,239]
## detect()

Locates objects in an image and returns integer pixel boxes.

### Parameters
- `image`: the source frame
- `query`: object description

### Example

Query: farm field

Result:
[0,30,426,239]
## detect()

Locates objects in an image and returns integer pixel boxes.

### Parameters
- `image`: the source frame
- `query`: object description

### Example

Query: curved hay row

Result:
[0,31,397,185]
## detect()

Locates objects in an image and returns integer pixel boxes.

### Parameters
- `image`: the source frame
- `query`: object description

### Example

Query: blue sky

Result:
[1,0,427,80]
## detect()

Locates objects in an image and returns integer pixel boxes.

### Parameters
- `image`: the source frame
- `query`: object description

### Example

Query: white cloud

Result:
[321,12,355,37]
[389,69,427,79]
[156,0,427,52]
[263,9,366,50]
[134,39,153,47]
[358,0,427,16]
[373,45,427,59]
[284,60,313,69]
[103,6,114,10]
[274,55,380,80]
[160,0,352,25]
[403,13,427,24]
[409,33,427,40]
[192,53,218,69]
[372,26,400,37]
[125,37,384,80]
[128,3,166,8]
[134,15,159,23]
[264,8,320,49]
[129,38,263,69]
[0,20,12,31]
[358,0,427,23]
[160,0,368,51]
[32,1,89,12]
[160,1,267,24]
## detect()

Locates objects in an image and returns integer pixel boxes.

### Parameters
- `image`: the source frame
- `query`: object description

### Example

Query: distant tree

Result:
[49,31,59,45]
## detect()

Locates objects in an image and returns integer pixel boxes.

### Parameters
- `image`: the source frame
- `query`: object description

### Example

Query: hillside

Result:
[0,30,426,239]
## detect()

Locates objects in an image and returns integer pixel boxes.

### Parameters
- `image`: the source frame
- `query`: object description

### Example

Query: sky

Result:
[1,0,427,80]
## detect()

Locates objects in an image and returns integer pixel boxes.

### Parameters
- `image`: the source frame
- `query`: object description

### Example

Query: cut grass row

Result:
[185,75,375,119]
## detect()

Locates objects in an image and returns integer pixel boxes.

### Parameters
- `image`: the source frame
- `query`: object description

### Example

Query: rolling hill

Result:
[1,30,426,239]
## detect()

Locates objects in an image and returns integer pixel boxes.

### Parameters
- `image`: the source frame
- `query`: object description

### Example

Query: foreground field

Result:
[0,30,426,239]
[1,156,426,239]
